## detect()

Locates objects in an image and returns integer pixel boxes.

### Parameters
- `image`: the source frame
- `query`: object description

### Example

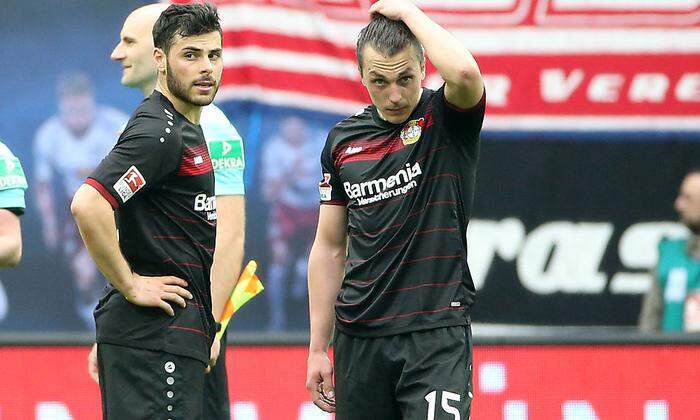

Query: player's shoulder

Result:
[201,103,227,121]
[119,97,181,146]
[201,104,241,140]
[327,106,372,141]
[342,105,373,126]
[0,139,28,191]
[0,140,18,159]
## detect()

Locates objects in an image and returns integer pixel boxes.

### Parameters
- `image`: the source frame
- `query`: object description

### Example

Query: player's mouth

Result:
[384,106,406,115]
[193,79,216,93]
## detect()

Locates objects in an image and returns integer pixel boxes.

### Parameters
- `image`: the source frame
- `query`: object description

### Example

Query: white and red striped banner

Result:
[178,0,700,131]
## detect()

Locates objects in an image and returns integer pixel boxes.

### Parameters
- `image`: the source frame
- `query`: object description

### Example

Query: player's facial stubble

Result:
[165,60,220,107]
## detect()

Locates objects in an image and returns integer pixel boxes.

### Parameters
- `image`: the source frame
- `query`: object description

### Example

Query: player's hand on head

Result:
[123,274,193,316]
[368,0,419,21]
[306,351,336,413]
[87,342,99,384]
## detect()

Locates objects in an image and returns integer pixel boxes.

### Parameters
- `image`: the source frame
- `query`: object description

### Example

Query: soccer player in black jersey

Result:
[71,4,223,419]
[306,1,485,419]
[84,4,246,419]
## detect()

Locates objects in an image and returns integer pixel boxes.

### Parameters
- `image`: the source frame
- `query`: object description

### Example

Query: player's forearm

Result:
[308,240,346,353]
[401,8,481,90]
[210,230,245,320]
[210,241,244,320]
[210,196,246,320]
[71,184,134,294]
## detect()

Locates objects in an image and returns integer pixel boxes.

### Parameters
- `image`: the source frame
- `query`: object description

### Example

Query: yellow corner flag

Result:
[216,260,264,340]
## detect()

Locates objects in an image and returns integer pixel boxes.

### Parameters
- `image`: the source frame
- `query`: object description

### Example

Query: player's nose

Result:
[110,44,125,61]
[388,86,402,104]
[199,57,214,74]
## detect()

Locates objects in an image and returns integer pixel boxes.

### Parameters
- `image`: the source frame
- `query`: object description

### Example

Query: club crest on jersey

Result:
[400,118,425,146]
[113,166,146,203]
[319,173,332,201]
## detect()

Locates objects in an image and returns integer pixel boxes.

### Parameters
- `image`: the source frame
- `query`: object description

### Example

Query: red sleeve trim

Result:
[321,200,347,206]
[444,88,486,113]
[85,178,119,209]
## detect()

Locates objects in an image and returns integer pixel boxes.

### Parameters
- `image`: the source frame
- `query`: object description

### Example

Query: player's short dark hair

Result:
[356,14,424,74]
[153,2,221,54]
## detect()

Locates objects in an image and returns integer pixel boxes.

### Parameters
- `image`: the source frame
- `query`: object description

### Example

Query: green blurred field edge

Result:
[1,324,699,346]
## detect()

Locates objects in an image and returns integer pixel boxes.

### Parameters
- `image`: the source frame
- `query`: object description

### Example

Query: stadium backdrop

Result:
[0,1,699,418]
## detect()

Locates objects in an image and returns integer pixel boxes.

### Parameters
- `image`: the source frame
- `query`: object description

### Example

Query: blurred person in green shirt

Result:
[640,169,700,332]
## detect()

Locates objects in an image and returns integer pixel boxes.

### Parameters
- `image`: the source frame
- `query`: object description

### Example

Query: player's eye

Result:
[373,79,386,87]
[400,76,413,85]
[185,53,197,60]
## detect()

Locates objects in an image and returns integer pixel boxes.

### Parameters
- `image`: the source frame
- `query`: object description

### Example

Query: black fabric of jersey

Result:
[87,91,216,363]
[320,86,485,337]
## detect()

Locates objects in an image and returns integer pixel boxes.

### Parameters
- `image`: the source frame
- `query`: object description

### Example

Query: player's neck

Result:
[154,82,202,124]
[139,79,157,98]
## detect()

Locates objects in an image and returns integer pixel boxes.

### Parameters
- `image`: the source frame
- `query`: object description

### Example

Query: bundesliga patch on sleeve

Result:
[319,173,332,201]
[0,156,28,191]
[113,166,146,203]
[208,139,244,171]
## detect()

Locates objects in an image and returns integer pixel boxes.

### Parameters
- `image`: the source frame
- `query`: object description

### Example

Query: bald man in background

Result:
[86,4,246,418]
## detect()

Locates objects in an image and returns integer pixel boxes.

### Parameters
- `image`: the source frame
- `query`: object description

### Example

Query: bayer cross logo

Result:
[400,118,425,146]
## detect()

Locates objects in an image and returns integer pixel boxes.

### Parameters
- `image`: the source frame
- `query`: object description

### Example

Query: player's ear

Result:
[153,48,167,74]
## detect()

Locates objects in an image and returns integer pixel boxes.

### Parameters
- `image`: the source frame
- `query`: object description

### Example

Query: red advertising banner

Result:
[0,345,698,419]
[176,0,700,131]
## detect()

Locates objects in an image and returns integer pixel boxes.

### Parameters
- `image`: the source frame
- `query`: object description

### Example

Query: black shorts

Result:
[97,343,206,419]
[203,331,230,419]
[334,325,473,420]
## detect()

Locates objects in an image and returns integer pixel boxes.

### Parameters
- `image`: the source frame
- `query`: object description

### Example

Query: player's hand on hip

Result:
[87,342,99,384]
[306,350,336,413]
[369,0,419,21]
[123,274,193,316]
[205,336,221,374]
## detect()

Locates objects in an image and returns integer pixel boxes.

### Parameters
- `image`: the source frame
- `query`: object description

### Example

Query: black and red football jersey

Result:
[87,91,216,363]
[320,86,486,337]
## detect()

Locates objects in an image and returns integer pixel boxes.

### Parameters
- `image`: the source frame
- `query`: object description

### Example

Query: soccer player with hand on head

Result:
[306,0,485,418]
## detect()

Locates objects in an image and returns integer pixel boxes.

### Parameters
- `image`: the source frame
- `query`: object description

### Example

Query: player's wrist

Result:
[399,5,424,24]
[119,274,140,301]
[309,344,330,354]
